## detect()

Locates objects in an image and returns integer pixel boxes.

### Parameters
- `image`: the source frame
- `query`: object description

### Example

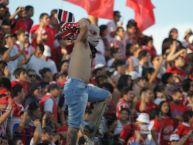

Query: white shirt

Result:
[95,39,106,66]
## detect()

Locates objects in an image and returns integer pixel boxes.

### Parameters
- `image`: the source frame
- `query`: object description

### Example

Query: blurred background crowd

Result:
[0,0,193,145]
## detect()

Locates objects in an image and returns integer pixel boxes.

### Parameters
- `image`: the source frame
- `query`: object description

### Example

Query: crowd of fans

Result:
[0,1,193,145]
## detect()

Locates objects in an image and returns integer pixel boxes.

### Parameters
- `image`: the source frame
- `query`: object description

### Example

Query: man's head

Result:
[16,29,27,44]
[39,67,53,83]
[39,13,50,26]
[140,87,153,103]
[138,50,149,63]
[113,11,121,22]
[25,5,34,18]
[121,87,135,102]
[171,89,183,104]
[14,67,28,82]
[88,24,100,47]
[11,84,24,103]
[4,33,14,46]
[169,28,178,40]
[48,83,60,97]
[126,19,137,34]
[116,26,125,39]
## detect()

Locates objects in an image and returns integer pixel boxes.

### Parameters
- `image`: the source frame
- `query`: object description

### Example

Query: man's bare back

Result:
[68,41,92,82]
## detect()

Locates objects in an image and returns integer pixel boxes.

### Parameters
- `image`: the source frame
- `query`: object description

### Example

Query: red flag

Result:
[65,0,115,19]
[126,0,155,31]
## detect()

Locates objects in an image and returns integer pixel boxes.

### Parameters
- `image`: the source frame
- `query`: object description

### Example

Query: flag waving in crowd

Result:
[65,0,115,19]
[126,0,155,31]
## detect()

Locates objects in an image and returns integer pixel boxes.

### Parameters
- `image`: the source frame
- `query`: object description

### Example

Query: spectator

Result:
[25,5,34,31]
[27,44,47,74]
[136,87,157,113]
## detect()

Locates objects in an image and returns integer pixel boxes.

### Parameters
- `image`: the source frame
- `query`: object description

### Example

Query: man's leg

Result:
[87,84,112,136]
[67,128,79,145]
[64,79,88,145]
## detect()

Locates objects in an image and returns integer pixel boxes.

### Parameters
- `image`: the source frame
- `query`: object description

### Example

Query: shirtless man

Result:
[64,19,112,145]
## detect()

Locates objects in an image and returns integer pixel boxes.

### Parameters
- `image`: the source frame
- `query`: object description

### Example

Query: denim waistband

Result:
[67,77,87,85]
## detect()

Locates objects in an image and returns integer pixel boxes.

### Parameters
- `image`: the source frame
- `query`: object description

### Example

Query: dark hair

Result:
[139,35,153,46]
[1,19,11,26]
[117,74,133,91]
[39,13,48,20]
[60,59,69,66]
[13,67,27,78]
[11,84,23,98]
[53,72,68,81]
[169,28,178,38]
[39,67,51,78]
[120,107,131,115]
[99,25,108,37]
[140,87,150,97]
[161,73,173,84]
[113,60,125,69]
[121,86,133,96]
[138,50,148,60]
[25,5,33,11]
[37,44,45,53]
[162,38,174,55]
[50,9,57,18]
[0,60,7,70]
[100,82,114,93]
[113,11,120,16]
[142,67,155,80]
[182,79,191,92]
[0,77,11,90]
[159,101,171,117]
[48,83,60,92]
[183,110,193,123]
[126,19,137,29]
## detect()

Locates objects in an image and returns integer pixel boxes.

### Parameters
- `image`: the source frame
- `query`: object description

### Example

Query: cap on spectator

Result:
[136,113,150,124]
[94,63,105,70]
[43,45,51,57]
[169,134,180,141]
[4,33,14,39]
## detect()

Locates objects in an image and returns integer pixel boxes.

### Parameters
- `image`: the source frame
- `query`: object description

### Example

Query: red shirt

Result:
[11,80,29,96]
[120,123,137,145]
[30,24,55,51]
[12,18,29,33]
[166,67,186,78]
[170,102,188,119]
[116,98,130,119]
[175,122,193,145]
[136,101,157,113]
[153,116,177,145]
[12,102,24,117]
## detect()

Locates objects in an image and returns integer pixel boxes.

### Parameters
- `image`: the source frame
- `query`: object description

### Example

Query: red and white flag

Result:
[126,0,155,31]
[65,0,115,19]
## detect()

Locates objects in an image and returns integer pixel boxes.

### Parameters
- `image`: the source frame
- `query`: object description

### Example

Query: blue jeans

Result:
[64,78,110,128]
